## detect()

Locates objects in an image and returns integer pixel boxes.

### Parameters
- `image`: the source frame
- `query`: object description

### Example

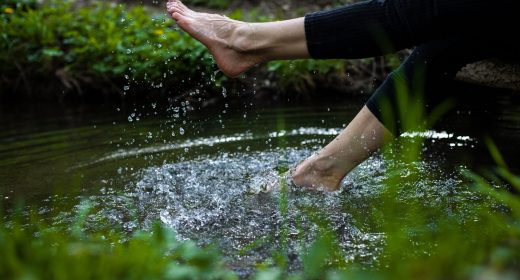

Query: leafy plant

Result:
[0,1,384,102]
[0,0,219,100]
[0,207,237,280]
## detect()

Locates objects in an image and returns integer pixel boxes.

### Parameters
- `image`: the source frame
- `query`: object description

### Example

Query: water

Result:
[1,93,520,275]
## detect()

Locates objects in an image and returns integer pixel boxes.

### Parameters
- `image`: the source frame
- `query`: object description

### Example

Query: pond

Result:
[1,90,520,276]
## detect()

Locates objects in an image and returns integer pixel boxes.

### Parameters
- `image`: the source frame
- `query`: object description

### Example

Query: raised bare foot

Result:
[166,0,262,77]
[290,154,345,192]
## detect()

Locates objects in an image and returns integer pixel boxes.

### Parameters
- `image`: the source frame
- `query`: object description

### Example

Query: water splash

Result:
[70,141,478,275]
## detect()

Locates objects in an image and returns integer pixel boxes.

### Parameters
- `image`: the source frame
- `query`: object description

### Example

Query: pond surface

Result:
[1,92,520,276]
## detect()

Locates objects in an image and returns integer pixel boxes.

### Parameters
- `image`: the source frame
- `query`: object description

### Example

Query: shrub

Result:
[0,1,380,102]
[0,1,217,100]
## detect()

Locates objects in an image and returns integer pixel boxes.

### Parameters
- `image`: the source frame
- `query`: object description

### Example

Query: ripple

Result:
[75,128,475,170]
[70,143,480,276]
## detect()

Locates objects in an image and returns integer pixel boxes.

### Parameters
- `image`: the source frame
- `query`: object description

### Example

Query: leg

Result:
[166,0,510,77]
[294,36,502,191]
[166,0,309,77]
[292,106,393,191]
[166,0,432,77]
[165,0,437,78]
[366,37,497,135]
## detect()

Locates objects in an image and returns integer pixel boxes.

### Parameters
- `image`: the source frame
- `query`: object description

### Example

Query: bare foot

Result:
[166,0,262,77]
[291,154,345,192]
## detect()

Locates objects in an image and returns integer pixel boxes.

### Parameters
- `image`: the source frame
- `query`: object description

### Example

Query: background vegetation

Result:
[0,0,391,103]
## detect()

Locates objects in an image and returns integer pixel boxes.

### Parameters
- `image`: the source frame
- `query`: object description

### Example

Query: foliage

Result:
[1,0,36,10]
[267,59,347,94]
[0,208,237,280]
[0,1,376,101]
[0,0,219,100]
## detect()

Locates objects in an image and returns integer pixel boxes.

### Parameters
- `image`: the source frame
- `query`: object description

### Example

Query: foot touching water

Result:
[166,0,262,77]
[290,154,344,192]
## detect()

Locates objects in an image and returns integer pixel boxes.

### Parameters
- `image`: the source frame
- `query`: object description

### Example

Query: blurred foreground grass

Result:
[0,213,237,280]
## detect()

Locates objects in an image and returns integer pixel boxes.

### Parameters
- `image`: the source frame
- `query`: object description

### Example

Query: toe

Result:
[168,5,190,17]
[171,12,182,22]
[172,13,193,32]
[166,2,176,13]
[175,0,189,11]
[171,3,191,16]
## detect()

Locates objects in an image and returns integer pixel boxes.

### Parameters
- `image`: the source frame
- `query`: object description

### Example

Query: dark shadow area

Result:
[431,81,520,173]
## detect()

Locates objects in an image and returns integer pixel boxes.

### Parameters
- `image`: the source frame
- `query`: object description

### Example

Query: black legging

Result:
[304,0,518,135]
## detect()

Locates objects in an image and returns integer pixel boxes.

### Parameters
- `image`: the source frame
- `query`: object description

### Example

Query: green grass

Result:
[0,208,237,280]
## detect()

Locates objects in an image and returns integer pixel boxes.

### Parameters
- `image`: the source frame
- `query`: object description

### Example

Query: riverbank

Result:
[0,0,393,106]
[2,0,518,107]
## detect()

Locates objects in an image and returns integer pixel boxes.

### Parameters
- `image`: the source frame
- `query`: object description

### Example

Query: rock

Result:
[456,59,520,91]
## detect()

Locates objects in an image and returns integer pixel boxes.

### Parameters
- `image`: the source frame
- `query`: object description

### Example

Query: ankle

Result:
[293,154,344,181]
[309,154,344,176]
[230,23,268,53]
[291,154,345,191]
